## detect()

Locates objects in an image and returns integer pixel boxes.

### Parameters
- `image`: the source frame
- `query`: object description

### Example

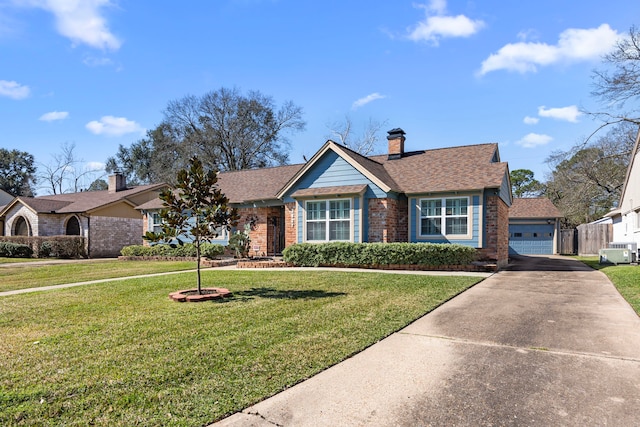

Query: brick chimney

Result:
[108,172,127,193]
[387,128,406,160]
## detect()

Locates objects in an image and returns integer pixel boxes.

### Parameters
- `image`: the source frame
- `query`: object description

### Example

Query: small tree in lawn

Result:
[144,156,239,294]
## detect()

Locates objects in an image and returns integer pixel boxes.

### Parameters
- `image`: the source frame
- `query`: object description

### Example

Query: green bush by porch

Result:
[120,243,225,259]
[282,242,477,267]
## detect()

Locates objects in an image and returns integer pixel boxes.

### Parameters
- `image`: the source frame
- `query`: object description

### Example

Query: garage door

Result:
[509,224,554,255]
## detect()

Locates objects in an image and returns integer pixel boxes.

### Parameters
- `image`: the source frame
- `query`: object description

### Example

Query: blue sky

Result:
[1,0,638,194]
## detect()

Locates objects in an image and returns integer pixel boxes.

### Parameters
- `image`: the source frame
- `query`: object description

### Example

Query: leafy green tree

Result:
[88,179,108,191]
[510,169,544,198]
[144,156,239,294]
[0,148,36,196]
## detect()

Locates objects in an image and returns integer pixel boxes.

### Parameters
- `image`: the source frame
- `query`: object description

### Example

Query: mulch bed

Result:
[169,288,232,302]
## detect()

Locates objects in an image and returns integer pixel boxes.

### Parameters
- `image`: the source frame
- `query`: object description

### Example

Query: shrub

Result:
[282,242,477,267]
[120,243,225,259]
[201,243,225,259]
[228,225,251,258]
[0,241,33,258]
[0,236,86,258]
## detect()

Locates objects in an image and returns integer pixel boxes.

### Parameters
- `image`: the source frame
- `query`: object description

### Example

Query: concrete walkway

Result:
[213,255,640,426]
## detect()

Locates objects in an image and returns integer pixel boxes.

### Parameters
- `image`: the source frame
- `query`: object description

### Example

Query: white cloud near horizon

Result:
[479,24,621,75]
[18,0,121,50]
[352,92,385,109]
[523,116,539,125]
[408,0,485,45]
[85,161,105,171]
[39,110,69,121]
[516,133,553,148]
[0,80,30,99]
[86,116,143,136]
[538,105,581,122]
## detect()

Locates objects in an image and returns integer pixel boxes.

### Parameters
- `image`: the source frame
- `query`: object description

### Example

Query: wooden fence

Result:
[559,224,613,255]
[576,223,613,256]
[559,229,578,255]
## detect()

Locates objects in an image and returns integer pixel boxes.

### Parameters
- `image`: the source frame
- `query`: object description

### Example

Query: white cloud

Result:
[479,24,621,75]
[408,0,485,45]
[516,133,553,148]
[0,80,30,99]
[83,56,114,67]
[86,116,143,136]
[39,111,69,121]
[19,0,121,50]
[85,161,105,171]
[537,105,581,123]
[352,92,385,109]
[523,116,539,125]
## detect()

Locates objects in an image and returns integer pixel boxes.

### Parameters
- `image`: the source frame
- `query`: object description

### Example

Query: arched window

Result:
[66,216,81,235]
[14,216,31,236]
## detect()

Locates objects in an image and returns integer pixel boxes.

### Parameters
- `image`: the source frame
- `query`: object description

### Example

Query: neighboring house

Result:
[508,198,562,255]
[607,128,640,251]
[0,189,15,235]
[0,174,166,257]
[138,128,513,266]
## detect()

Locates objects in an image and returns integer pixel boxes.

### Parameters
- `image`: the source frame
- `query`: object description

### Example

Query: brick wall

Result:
[236,206,284,256]
[479,195,509,267]
[89,216,143,257]
[284,202,297,247]
[367,198,408,243]
[4,205,39,236]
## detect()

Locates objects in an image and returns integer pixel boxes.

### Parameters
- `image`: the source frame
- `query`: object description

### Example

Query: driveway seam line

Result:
[398,332,640,363]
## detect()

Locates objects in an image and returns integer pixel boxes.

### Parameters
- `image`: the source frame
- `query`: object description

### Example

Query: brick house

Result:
[139,128,513,266]
[0,174,166,257]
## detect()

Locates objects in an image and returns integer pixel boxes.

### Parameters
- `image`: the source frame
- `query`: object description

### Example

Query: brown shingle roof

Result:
[216,164,304,203]
[291,184,368,198]
[18,184,165,214]
[370,143,506,194]
[138,142,510,210]
[510,198,561,218]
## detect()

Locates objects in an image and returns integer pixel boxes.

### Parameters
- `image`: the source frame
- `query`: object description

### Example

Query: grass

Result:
[0,257,44,264]
[0,269,481,426]
[576,256,640,315]
[0,260,199,293]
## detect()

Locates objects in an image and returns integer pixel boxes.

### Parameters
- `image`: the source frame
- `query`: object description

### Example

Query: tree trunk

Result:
[196,239,202,294]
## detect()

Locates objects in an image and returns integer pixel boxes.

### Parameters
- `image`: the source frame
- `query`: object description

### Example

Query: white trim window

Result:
[305,199,351,241]
[151,212,163,233]
[419,197,469,237]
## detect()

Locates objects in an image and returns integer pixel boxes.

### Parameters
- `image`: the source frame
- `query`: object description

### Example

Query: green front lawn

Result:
[577,257,640,315]
[0,270,480,426]
[0,257,44,264]
[0,260,198,293]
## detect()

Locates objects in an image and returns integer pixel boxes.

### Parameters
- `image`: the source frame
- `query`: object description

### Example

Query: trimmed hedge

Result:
[0,242,33,258]
[282,242,477,267]
[0,236,86,258]
[120,243,225,259]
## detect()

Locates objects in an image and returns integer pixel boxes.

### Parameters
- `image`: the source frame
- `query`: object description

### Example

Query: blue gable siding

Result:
[409,194,481,247]
[283,151,386,203]
[499,175,512,206]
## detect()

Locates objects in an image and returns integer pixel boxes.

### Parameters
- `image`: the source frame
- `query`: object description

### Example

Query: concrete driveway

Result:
[212,255,640,426]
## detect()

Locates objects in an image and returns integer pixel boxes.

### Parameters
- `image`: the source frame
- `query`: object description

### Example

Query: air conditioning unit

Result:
[609,242,638,252]
[599,248,636,265]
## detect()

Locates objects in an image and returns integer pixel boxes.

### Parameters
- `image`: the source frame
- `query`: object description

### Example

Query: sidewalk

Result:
[212,255,640,426]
